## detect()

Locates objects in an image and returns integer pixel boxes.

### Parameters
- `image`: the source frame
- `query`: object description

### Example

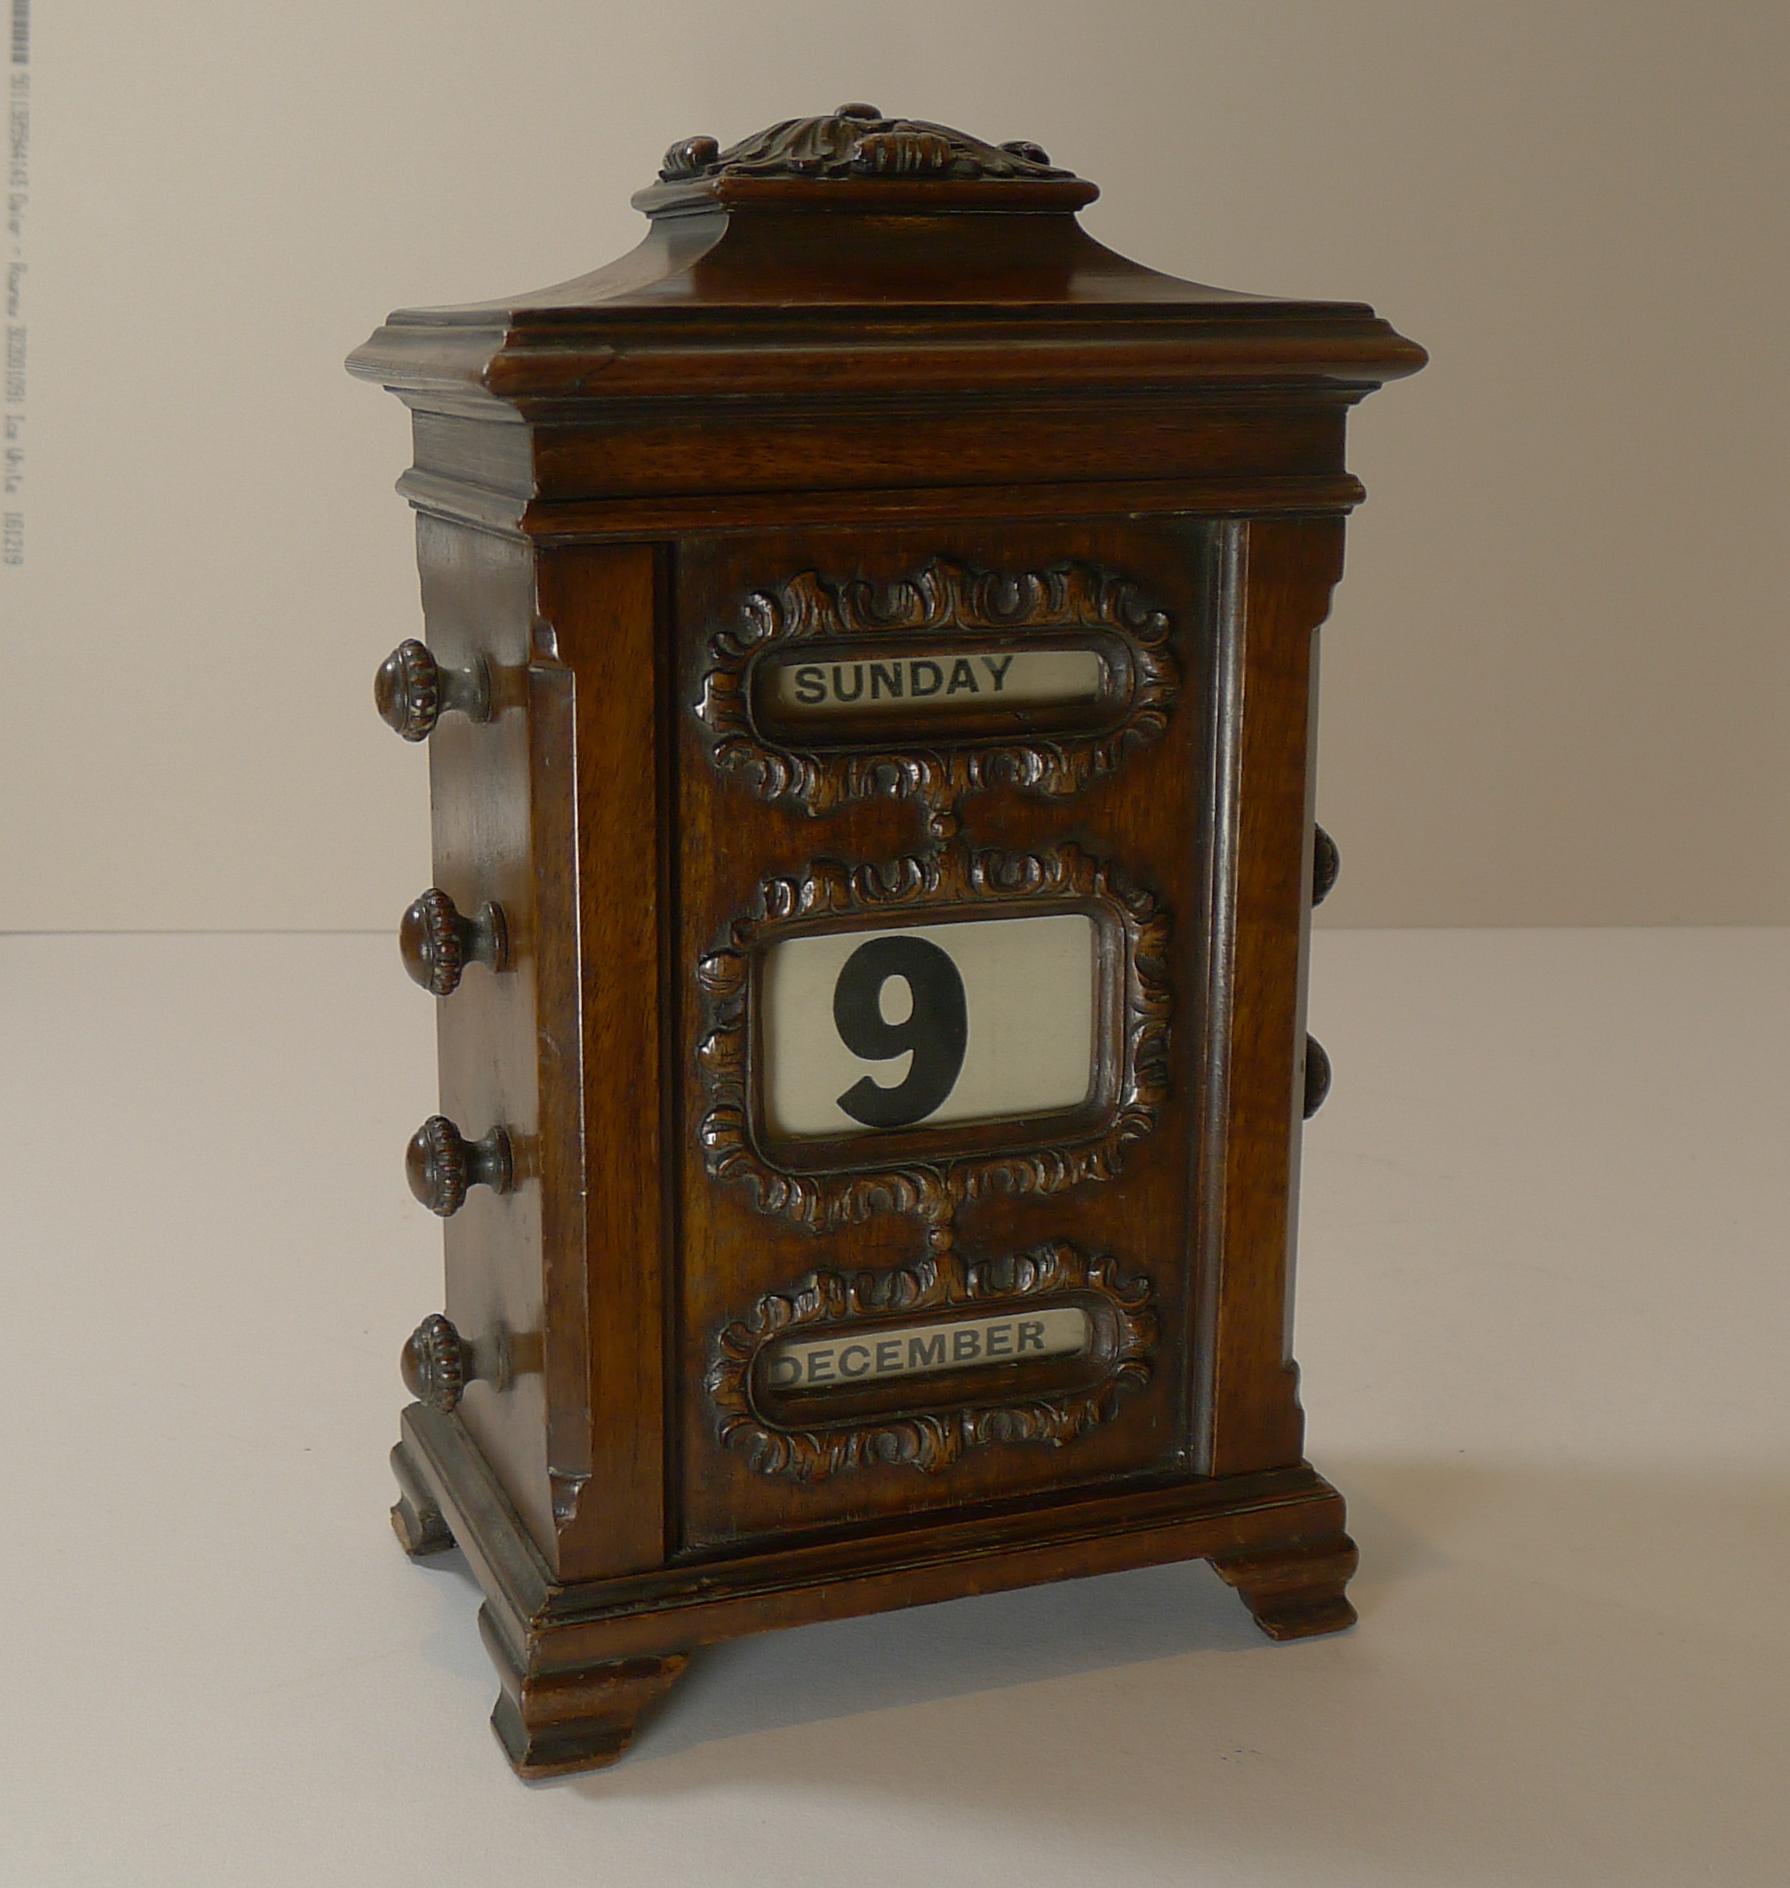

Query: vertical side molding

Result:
[534,543,666,1579]
[1198,516,1345,1477]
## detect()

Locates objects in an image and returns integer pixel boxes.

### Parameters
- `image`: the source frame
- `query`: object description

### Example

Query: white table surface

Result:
[3,927,1785,1887]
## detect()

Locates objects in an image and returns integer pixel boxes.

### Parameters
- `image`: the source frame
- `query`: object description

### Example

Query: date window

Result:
[759,913,1100,1141]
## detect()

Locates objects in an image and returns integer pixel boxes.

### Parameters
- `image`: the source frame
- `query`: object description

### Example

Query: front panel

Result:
[671,521,1220,1550]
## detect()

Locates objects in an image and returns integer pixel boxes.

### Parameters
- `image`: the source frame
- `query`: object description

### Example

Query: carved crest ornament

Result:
[694,558,1180,837]
[659,102,1076,187]
[707,1242,1157,1481]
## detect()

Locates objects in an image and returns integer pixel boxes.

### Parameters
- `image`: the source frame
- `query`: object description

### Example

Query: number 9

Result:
[832,936,969,1129]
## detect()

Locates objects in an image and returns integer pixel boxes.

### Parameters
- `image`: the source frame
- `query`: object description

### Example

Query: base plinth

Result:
[390,1403,1358,1778]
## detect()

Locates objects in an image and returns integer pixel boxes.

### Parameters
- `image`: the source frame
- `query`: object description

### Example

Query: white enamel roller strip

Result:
[764,1306,1093,1391]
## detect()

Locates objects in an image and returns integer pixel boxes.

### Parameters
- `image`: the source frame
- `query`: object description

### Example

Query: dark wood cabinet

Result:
[350,104,1423,1778]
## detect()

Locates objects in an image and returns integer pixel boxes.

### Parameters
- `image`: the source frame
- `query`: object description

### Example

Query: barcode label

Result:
[10,0,28,65]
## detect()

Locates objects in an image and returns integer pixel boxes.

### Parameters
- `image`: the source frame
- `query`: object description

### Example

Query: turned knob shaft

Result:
[399,889,508,996]
[401,1312,467,1413]
[1303,1036,1332,1118]
[406,1115,512,1217]
[1312,825,1341,907]
[374,639,491,741]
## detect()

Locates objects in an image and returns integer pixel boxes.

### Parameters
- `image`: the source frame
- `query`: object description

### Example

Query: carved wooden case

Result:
[350,102,1422,1778]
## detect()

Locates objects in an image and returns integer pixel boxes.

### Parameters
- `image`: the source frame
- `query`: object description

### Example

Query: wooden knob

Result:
[401,1312,467,1412]
[406,1115,512,1217]
[1303,1036,1332,1119]
[399,889,508,996]
[374,639,491,741]
[1312,826,1340,908]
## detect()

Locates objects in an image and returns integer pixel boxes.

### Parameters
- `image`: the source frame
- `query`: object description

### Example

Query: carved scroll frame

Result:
[707,1243,1157,1481]
[696,840,1172,1233]
[693,558,1179,837]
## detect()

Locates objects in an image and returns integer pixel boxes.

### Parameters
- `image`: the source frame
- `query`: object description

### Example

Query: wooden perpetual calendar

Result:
[348,105,1423,1777]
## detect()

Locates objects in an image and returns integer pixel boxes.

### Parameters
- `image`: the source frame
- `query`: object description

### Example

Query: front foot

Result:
[1212,1532,1359,1641]
[390,1438,455,1557]
[481,1607,691,1779]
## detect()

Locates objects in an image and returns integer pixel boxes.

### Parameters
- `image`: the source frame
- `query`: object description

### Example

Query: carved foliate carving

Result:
[696,841,1171,1233]
[694,558,1178,834]
[659,103,1076,186]
[707,1242,1156,1481]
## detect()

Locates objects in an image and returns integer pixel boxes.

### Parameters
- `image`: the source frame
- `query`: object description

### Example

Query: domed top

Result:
[636,102,1097,215]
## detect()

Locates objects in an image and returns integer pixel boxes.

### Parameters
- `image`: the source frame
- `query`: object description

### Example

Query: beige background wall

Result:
[3,0,1784,932]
